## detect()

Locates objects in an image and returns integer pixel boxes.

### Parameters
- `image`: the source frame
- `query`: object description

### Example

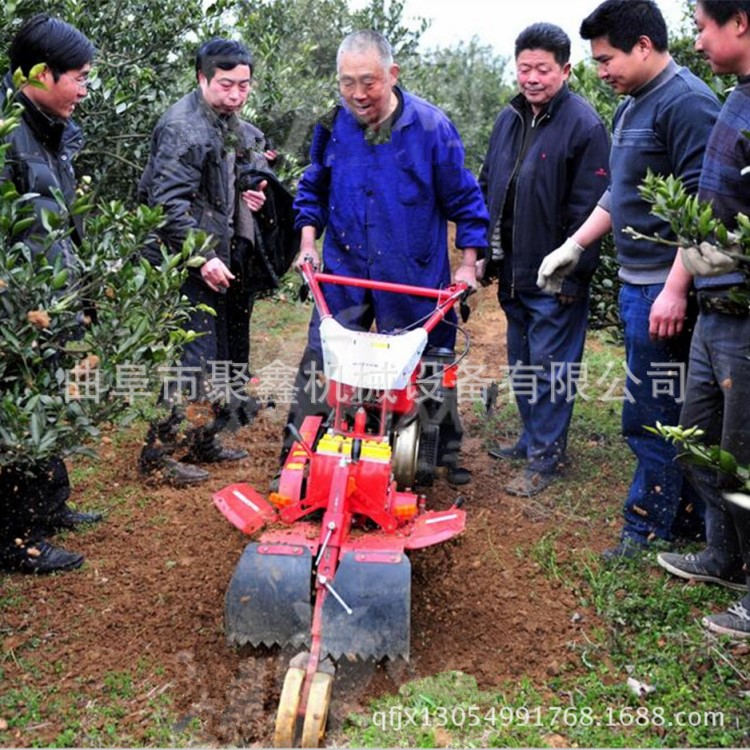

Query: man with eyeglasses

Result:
[0,14,102,574]
[284,30,489,486]
[137,38,280,486]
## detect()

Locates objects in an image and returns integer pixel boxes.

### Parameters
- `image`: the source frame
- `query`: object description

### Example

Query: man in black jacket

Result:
[0,14,101,574]
[479,23,610,497]
[138,38,278,486]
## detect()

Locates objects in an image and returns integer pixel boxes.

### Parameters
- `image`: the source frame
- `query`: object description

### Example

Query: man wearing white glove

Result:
[542,0,720,561]
[656,0,750,641]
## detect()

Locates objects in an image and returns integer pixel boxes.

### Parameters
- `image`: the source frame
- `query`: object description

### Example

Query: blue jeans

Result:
[679,312,750,597]
[619,283,703,543]
[500,290,589,475]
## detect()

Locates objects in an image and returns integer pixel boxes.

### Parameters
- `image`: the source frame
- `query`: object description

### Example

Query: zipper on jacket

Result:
[509,108,550,298]
[504,107,525,300]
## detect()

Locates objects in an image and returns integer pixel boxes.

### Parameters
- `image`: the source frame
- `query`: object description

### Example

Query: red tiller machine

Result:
[214,262,470,747]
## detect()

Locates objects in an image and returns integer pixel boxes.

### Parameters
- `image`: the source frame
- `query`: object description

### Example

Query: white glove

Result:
[536,238,585,294]
[680,242,738,277]
[724,492,750,511]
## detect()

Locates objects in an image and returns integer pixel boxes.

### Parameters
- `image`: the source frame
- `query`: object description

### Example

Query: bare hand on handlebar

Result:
[294,227,320,271]
[454,248,479,289]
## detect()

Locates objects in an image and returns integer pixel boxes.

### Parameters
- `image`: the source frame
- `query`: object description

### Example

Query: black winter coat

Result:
[479,85,610,297]
[0,72,84,270]
[138,89,267,271]
[235,166,299,297]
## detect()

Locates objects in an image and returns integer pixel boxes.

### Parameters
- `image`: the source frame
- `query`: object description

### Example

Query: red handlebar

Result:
[300,261,468,335]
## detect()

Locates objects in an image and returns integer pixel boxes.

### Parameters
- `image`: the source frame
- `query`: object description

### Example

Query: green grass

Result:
[527,531,564,580]
[0,658,202,748]
[250,289,312,365]
[345,555,749,747]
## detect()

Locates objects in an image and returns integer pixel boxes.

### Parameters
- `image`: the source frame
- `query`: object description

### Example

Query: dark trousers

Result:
[280,346,330,462]
[141,255,256,466]
[499,289,589,475]
[179,270,255,376]
[679,312,750,605]
[0,457,70,548]
[618,283,704,543]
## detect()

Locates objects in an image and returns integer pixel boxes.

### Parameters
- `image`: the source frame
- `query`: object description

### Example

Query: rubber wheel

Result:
[274,666,305,748]
[392,418,420,490]
[300,671,334,748]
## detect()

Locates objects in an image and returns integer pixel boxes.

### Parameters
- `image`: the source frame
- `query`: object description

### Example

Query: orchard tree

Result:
[0,0,232,202]
[407,37,511,175]
[0,95,207,468]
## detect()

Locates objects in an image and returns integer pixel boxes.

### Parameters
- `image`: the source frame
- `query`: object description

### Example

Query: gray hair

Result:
[337,30,394,71]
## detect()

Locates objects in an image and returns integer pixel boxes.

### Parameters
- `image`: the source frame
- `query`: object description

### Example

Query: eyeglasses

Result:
[62,72,92,90]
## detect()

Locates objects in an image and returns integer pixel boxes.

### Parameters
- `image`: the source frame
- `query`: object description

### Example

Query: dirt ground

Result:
[0,293,610,747]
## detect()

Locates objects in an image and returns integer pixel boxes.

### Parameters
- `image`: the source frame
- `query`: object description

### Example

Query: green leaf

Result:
[51,269,69,290]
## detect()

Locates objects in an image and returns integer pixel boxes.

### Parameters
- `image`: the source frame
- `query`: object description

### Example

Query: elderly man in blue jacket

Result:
[479,22,610,498]
[287,29,489,484]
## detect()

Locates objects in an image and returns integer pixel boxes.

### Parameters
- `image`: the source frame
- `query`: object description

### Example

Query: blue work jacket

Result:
[294,89,488,351]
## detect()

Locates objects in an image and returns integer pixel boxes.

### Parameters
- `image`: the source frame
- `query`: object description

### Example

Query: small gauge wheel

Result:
[300,671,334,748]
[274,666,305,747]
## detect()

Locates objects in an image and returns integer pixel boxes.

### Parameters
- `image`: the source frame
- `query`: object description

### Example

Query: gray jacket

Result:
[138,88,267,268]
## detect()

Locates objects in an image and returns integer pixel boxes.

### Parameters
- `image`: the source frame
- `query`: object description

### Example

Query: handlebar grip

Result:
[459,287,475,323]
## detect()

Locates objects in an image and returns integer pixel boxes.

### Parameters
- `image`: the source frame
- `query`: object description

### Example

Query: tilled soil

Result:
[1,296,609,747]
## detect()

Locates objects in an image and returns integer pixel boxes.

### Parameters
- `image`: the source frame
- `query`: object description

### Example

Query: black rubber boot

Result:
[139,406,185,475]
[157,457,211,486]
[182,404,248,464]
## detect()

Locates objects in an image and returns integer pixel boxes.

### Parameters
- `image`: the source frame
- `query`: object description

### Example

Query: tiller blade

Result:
[404,508,466,550]
[320,551,411,661]
[213,483,278,535]
[225,542,313,648]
